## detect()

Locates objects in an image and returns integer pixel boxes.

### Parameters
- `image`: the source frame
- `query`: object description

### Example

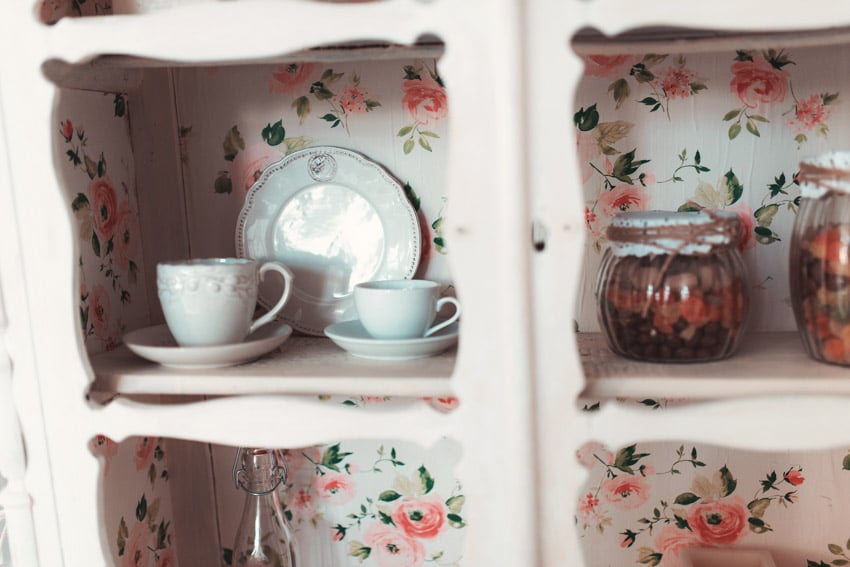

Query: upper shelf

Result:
[580,331,850,401]
[41,0,445,68]
[571,25,850,55]
[575,1,850,42]
[89,335,456,397]
[42,41,445,90]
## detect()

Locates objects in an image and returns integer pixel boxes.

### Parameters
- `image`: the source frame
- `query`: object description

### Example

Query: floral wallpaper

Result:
[56,87,180,567]
[574,43,850,334]
[216,399,464,567]
[91,435,178,567]
[56,57,462,567]
[572,42,850,567]
[174,57,451,274]
[575,429,850,567]
[170,57,462,566]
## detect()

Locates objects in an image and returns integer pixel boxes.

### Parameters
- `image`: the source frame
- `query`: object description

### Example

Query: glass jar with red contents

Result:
[790,151,850,366]
[596,210,750,363]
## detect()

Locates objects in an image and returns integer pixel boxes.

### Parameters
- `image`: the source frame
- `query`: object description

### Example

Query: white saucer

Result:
[123,322,293,369]
[324,320,459,361]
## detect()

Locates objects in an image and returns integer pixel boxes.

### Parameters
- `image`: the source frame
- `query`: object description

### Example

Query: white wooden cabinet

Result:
[4,1,850,567]
[528,2,850,567]
[0,1,537,566]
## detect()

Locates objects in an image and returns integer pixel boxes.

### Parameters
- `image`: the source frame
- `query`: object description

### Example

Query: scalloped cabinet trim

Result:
[4,1,850,567]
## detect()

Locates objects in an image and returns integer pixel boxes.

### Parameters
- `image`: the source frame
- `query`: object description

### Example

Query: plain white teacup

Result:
[157,258,294,347]
[353,280,461,340]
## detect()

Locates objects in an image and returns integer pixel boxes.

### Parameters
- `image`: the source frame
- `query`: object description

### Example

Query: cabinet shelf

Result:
[579,331,850,401]
[572,25,850,55]
[89,335,456,397]
[43,0,442,69]
[582,392,850,451]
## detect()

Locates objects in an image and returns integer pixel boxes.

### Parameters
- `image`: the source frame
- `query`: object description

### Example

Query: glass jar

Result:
[596,210,749,363]
[790,151,850,366]
[232,448,298,567]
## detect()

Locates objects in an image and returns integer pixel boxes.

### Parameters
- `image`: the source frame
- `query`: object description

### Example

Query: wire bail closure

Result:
[232,447,288,496]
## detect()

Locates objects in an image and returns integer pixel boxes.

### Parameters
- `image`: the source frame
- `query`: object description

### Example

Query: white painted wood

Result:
[572,27,850,55]
[0,6,63,563]
[5,0,543,561]
[580,331,850,399]
[0,290,40,567]
[43,43,446,89]
[15,1,850,567]
[92,395,459,448]
[436,0,540,565]
[45,0,442,66]
[581,0,850,37]
[585,394,850,452]
[525,1,592,565]
[89,337,455,396]
[1,5,154,566]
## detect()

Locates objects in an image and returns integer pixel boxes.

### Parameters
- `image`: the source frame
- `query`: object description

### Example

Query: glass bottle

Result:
[232,448,298,567]
[790,151,850,365]
[596,210,749,363]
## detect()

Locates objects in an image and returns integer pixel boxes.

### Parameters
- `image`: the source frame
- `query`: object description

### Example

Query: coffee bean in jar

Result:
[790,151,850,365]
[596,210,750,363]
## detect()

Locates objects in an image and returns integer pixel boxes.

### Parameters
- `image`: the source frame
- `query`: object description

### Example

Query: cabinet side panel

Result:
[165,434,221,567]
[129,68,191,326]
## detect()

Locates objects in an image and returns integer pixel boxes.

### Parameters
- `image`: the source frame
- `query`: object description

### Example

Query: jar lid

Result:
[605,210,740,257]
[799,151,850,199]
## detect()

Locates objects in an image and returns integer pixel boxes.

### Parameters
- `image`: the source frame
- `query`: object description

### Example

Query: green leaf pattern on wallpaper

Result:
[271,64,382,133]
[397,61,447,155]
[577,441,805,567]
[207,60,449,255]
[578,47,839,255]
[91,435,177,567]
[63,115,141,350]
[594,53,707,118]
[278,443,466,567]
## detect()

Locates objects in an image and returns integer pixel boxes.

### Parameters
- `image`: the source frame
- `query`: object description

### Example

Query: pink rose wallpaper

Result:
[574,42,843,333]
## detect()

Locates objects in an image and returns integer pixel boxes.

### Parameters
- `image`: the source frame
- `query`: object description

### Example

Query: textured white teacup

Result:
[157,258,294,347]
[353,280,461,340]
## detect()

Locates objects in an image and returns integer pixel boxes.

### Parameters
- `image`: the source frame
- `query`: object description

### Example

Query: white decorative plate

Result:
[236,146,421,335]
[324,320,458,361]
[123,322,293,369]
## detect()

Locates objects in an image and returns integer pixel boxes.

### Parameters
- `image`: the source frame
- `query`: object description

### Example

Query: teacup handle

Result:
[424,297,461,337]
[249,261,294,334]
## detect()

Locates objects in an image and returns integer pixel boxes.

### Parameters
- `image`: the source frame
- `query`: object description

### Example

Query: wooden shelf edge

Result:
[89,335,457,397]
[579,331,850,401]
[90,393,459,448]
[42,0,443,72]
[580,394,850,452]
[571,25,850,55]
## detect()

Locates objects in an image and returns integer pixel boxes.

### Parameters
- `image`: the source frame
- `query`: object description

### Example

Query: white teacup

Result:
[157,258,294,347]
[353,280,461,340]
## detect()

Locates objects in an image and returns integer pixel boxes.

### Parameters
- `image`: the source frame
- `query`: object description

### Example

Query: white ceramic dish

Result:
[324,320,459,361]
[236,146,421,336]
[123,322,293,369]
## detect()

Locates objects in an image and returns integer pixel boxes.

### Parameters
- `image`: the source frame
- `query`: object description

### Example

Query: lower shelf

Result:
[580,331,850,401]
[89,335,455,397]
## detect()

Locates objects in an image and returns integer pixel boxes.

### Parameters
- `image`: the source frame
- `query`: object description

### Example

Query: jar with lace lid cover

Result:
[595,210,750,363]
[790,151,850,366]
